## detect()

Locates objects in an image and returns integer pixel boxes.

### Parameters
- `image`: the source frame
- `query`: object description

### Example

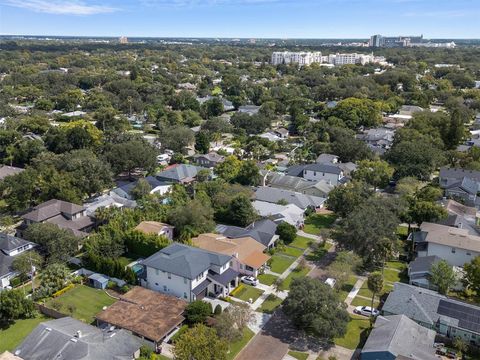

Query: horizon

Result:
[0,0,479,39]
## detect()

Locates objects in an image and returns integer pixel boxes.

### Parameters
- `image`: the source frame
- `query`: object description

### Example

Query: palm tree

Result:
[367,272,384,326]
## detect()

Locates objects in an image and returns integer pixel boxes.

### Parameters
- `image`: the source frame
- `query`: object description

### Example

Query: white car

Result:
[354,306,379,317]
[241,276,259,286]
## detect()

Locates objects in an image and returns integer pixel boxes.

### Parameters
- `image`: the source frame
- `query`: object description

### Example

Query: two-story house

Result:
[192,233,270,277]
[193,152,225,168]
[439,167,480,206]
[141,243,238,302]
[412,222,480,267]
[18,199,94,239]
[216,219,279,249]
[286,163,346,186]
[0,233,36,289]
[383,283,480,346]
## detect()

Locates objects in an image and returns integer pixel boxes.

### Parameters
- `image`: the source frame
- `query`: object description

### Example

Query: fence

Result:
[35,303,68,319]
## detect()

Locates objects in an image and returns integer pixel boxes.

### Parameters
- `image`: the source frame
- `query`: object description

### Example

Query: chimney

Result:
[75,330,82,338]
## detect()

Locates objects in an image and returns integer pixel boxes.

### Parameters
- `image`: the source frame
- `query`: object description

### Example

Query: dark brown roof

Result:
[22,199,85,222]
[95,287,187,342]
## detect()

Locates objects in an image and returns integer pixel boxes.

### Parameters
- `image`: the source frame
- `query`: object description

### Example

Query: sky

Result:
[0,0,479,39]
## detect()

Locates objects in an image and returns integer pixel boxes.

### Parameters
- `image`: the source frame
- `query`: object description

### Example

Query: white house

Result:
[0,233,37,289]
[141,243,238,302]
[413,222,480,267]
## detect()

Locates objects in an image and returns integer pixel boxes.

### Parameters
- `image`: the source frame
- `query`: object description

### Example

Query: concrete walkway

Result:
[344,277,366,306]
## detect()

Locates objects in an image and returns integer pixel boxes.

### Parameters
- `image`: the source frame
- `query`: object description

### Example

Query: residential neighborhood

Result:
[1,9,480,360]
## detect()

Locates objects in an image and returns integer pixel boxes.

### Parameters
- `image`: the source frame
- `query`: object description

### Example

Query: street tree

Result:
[429,260,456,295]
[173,323,228,360]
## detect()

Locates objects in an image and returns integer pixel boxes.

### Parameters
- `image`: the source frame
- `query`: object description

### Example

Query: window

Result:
[183,292,187,299]
[230,261,233,267]
[452,248,456,253]
[184,277,187,284]
[467,252,471,256]
[168,272,171,279]
[163,285,167,292]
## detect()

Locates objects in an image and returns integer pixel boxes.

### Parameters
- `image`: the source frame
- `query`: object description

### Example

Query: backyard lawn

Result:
[231,284,264,302]
[47,285,116,324]
[258,294,283,314]
[385,261,407,271]
[303,214,336,235]
[280,246,304,258]
[288,350,309,360]
[279,266,310,291]
[227,327,255,360]
[258,273,278,286]
[269,254,295,274]
[334,315,370,350]
[289,236,313,250]
[0,315,50,352]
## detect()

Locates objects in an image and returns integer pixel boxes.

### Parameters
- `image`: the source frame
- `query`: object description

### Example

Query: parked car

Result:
[241,276,259,286]
[354,306,379,317]
[324,278,336,288]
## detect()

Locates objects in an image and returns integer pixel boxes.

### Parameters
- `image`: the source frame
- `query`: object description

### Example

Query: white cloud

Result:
[3,0,119,15]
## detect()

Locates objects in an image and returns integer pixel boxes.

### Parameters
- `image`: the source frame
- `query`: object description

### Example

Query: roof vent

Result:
[75,330,82,338]
[45,327,52,332]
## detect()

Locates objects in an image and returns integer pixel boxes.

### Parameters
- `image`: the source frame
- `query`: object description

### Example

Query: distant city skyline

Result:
[0,0,479,39]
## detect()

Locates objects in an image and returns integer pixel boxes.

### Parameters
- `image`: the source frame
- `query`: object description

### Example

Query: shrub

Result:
[52,283,75,298]
[185,300,212,324]
[214,304,223,315]
[276,222,297,244]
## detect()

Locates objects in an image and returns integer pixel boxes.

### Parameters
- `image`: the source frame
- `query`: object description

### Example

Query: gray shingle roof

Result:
[383,282,480,335]
[362,315,437,360]
[15,317,141,360]
[0,233,32,252]
[408,255,442,274]
[155,164,203,183]
[0,166,24,181]
[216,219,278,247]
[446,176,478,195]
[22,199,85,222]
[254,186,325,210]
[143,243,231,280]
[304,163,342,175]
[440,167,480,183]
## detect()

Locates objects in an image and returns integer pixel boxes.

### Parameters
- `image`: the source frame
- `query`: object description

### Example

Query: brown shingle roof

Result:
[192,233,270,269]
[95,287,186,343]
[134,221,173,235]
[22,199,85,222]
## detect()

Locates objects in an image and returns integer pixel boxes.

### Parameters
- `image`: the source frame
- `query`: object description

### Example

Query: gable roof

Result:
[22,199,85,222]
[254,186,325,210]
[155,164,203,182]
[15,317,141,360]
[117,176,169,196]
[216,219,278,247]
[0,166,24,180]
[408,255,442,274]
[192,233,270,269]
[420,222,480,253]
[252,200,304,227]
[304,163,343,175]
[440,167,480,182]
[134,221,173,235]
[445,176,478,195]
[194,152,225,163]
[266,174,335,195]
[383,282,480,335]
[0,233,32,252]
[96,286,186,343]
[362,315,436,360]
[142,243,231,279]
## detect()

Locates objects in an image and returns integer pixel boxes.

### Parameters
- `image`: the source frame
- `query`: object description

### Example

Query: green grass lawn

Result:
[258,294,283,314]
[397,225,409,239]
[118,253,142,267]
[383,268,401,283]
[258,273,278,286]
[303,214,336,235]
[289,236,313,250]
[288,350,309,360]
[337,275,358,301]
[280,246,304,258]
[269,254,295,274]
[0,315,50,352]
[227,327,255,360]
[47,285,116,324]
[350,296,379,308]
[385,261,407,271]
[334,315,371,350]
[231,284,264,302]
[279,266,310,291]
[357,283,394,299]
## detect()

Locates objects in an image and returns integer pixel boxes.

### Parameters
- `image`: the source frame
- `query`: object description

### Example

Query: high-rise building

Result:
[369,34,425,48]
[271,51,322,66]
